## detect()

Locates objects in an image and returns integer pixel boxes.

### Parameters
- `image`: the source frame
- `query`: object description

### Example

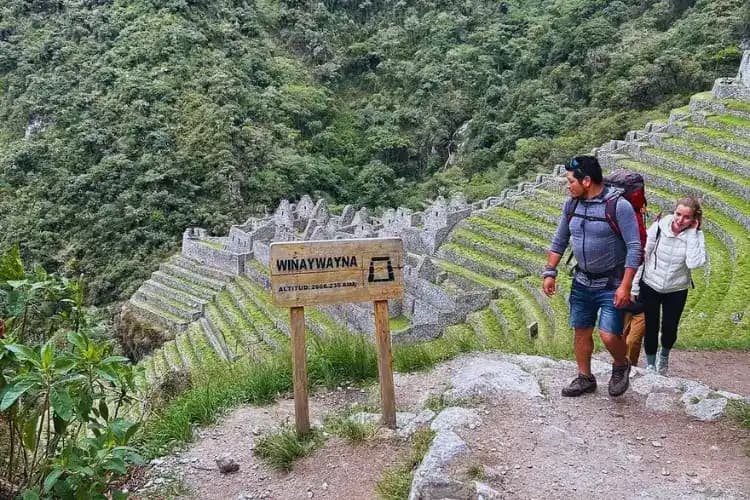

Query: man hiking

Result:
[542,156,643,397]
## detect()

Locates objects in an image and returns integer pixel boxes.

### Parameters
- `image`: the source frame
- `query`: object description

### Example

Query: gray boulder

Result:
[409,430,472,500]
[430,407,482,433]
[447,358,542,401]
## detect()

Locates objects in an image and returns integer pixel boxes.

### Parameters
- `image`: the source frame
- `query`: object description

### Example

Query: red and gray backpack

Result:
[565,169,647,249]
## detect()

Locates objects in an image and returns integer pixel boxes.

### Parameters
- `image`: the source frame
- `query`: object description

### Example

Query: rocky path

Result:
[130,350,750,499]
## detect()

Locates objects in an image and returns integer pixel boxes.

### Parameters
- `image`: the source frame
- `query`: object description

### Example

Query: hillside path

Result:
[131,350,750,499]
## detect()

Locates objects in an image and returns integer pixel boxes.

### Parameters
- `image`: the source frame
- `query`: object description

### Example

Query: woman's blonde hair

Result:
[675,196,702,221]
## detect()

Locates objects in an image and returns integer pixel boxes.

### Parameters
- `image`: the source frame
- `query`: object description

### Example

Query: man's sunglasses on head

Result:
[565,157,586,178]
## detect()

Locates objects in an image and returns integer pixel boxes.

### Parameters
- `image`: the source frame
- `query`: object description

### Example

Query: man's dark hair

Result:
[565,155,603,184]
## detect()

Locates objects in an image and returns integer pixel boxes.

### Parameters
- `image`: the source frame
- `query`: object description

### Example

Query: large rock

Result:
[430,407,482,433]
[409,431,472,500]
[630,372,685,396]
[680,383,729,422]
[630,373,742,421]
[447,358,543,401]
[399,409,437,438]
[646,392,680,413]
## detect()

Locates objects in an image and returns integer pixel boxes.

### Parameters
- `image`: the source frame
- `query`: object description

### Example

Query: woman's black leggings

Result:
[640,282,689,355]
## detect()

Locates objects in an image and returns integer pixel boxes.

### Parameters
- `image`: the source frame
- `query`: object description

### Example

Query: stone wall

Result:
[182,230,251,275]
[712,51,750,101]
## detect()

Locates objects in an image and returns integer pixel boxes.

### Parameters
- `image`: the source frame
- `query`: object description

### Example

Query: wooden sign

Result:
[270,238,405,307]
[269,237,405,433]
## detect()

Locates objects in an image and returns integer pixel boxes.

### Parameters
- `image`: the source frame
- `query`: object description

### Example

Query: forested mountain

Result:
[0,0,748,306]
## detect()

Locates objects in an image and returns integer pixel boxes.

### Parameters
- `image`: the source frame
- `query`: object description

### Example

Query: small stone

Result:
[635,436,644,441]
[150,459,164,466]
[691,478,702,485]
[710,445,719,451]
[651,441,663,448]
[514,465,521,470]
[216,457,240,474]
[322,482,328,491]
[660,434,667,439]
[661,468,670,476]
[601,469,608,474]
[686,471,697,477]
[307,490,314,498]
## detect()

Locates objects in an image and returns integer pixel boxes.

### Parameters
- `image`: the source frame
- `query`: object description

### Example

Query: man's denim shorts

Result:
[568,280,624,335]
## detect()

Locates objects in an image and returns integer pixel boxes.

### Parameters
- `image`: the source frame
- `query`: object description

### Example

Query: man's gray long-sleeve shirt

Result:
[550,187,643,287]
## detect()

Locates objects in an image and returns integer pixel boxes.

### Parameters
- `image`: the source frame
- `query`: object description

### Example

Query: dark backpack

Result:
[565,169,647,250]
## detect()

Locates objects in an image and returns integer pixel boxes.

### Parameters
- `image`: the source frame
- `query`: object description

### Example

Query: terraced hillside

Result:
[130,88,750,389]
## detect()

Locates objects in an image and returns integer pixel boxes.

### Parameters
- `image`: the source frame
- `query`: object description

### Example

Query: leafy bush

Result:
[0,248,142,499]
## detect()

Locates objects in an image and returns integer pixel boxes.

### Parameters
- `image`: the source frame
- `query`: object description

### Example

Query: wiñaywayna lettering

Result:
[276,255,358,272]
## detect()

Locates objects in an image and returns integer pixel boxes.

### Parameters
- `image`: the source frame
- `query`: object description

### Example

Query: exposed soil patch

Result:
[667,350,750,396]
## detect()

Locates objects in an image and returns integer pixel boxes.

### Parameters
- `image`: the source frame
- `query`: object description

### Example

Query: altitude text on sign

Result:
[270,238,405,307]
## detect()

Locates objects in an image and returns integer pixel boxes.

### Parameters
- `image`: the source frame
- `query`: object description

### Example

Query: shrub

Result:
[253,427,323,471]
[0,248,142,498]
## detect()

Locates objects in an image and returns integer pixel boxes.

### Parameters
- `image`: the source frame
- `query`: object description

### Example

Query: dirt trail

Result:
[130,350,750,499]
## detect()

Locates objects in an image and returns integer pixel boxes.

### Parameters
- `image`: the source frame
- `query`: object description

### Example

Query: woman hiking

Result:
[632,197,707,375]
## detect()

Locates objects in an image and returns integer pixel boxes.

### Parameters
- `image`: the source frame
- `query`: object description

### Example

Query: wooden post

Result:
[290,306,310,436]
[374,299,396,429]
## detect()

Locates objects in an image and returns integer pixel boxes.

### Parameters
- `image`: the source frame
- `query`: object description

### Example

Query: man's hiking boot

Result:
[657,356,669,376]
[646,364,657,373]
[608,361,631,397]
[561,373,597,397]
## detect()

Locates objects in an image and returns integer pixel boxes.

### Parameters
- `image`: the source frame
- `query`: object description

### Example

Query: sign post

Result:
[290,306,309,435]
[270,238,405,434]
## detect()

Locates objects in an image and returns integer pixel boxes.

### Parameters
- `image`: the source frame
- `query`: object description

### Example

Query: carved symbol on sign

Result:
[368,257,395,283]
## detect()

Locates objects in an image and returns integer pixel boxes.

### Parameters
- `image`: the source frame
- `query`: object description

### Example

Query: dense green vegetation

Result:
[0,248,141,499]
[0,0,748,305]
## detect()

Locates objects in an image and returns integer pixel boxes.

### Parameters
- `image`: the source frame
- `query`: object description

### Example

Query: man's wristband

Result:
[542,266,557,279]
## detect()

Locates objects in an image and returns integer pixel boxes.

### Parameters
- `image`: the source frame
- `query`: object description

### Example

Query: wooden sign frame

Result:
[269,238,405,433]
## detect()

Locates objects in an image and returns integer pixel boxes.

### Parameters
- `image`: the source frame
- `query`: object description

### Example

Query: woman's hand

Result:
[691,218,701,230]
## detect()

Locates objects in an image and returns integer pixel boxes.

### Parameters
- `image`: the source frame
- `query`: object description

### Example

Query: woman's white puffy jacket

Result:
[632,214,706,296]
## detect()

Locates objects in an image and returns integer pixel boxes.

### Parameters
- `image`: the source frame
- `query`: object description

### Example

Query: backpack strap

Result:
[603,194,622,237]
[564,198,578,267]
[565,198,579,225]
[650,221,663,270]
